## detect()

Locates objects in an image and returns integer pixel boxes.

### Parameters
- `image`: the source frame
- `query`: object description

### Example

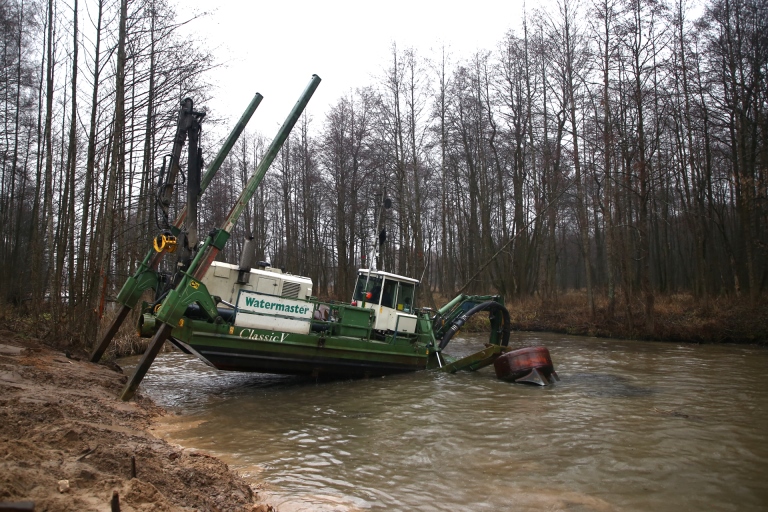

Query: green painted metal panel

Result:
[337,306,371,328]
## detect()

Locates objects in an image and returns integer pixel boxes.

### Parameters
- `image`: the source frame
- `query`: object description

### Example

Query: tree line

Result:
[0,0,765,345]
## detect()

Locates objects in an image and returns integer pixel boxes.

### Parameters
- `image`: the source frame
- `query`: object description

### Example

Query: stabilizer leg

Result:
[120,323,172,401]
[90,305,132,363]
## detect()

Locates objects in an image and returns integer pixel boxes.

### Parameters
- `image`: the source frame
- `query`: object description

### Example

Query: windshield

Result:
[353,274,383,303]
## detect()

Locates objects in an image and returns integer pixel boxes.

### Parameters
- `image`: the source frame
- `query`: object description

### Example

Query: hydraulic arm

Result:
[432,294,510,348]
[120,75,321,400]
[89,93,263,364]
[431,294,513,374]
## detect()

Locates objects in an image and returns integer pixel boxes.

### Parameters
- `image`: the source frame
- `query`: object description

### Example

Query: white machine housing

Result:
[201,261,313,305]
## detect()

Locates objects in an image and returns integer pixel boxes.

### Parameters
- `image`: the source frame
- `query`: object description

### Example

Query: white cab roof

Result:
[356,269,420,284]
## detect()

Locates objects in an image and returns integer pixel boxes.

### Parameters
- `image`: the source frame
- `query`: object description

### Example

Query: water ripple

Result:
[127,334,768,511]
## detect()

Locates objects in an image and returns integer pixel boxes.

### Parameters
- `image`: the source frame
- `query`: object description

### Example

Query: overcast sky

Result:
[172,0,527,138]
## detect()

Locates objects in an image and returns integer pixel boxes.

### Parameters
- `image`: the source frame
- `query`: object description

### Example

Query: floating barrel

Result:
[493,346,559,385]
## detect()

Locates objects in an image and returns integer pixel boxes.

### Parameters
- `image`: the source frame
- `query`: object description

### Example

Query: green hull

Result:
[168,317,439,378]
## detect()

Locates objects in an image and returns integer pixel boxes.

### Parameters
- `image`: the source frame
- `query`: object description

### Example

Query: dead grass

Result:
[506,291,767,344]
[0,300,157,360]
[101,305,153,360]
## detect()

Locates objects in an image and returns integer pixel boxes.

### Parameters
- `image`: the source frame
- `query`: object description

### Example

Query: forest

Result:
[0,0,765,347]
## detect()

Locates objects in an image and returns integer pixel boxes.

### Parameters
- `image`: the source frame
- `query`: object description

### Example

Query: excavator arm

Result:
[119,75,321,400]
[431,294,512,374]
[89,93,263,363]
[432,294,511,349]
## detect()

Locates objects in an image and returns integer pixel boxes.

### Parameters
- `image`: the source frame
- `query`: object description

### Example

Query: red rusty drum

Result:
[493,346,559,385]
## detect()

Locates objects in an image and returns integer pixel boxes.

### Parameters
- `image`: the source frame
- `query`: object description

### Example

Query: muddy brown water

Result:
[122,332,768,511]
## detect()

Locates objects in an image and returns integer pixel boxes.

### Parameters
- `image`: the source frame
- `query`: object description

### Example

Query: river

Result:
[125,332,768,511]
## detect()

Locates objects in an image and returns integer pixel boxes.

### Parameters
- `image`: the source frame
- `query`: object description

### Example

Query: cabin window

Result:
[397,283,416,313]
[354,275,383,303]
[381,280,398,309]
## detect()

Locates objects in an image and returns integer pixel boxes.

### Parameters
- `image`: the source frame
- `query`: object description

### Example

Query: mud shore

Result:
[0,329,272,512]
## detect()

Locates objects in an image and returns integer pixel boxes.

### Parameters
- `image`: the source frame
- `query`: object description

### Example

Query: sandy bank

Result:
[0,329,273,512]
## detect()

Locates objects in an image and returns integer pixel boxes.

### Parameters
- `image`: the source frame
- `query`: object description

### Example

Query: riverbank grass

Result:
[505,292,766,344]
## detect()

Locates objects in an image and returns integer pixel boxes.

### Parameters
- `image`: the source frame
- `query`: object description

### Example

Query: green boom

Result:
[90,92,264,363]
[120,75,321,400]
